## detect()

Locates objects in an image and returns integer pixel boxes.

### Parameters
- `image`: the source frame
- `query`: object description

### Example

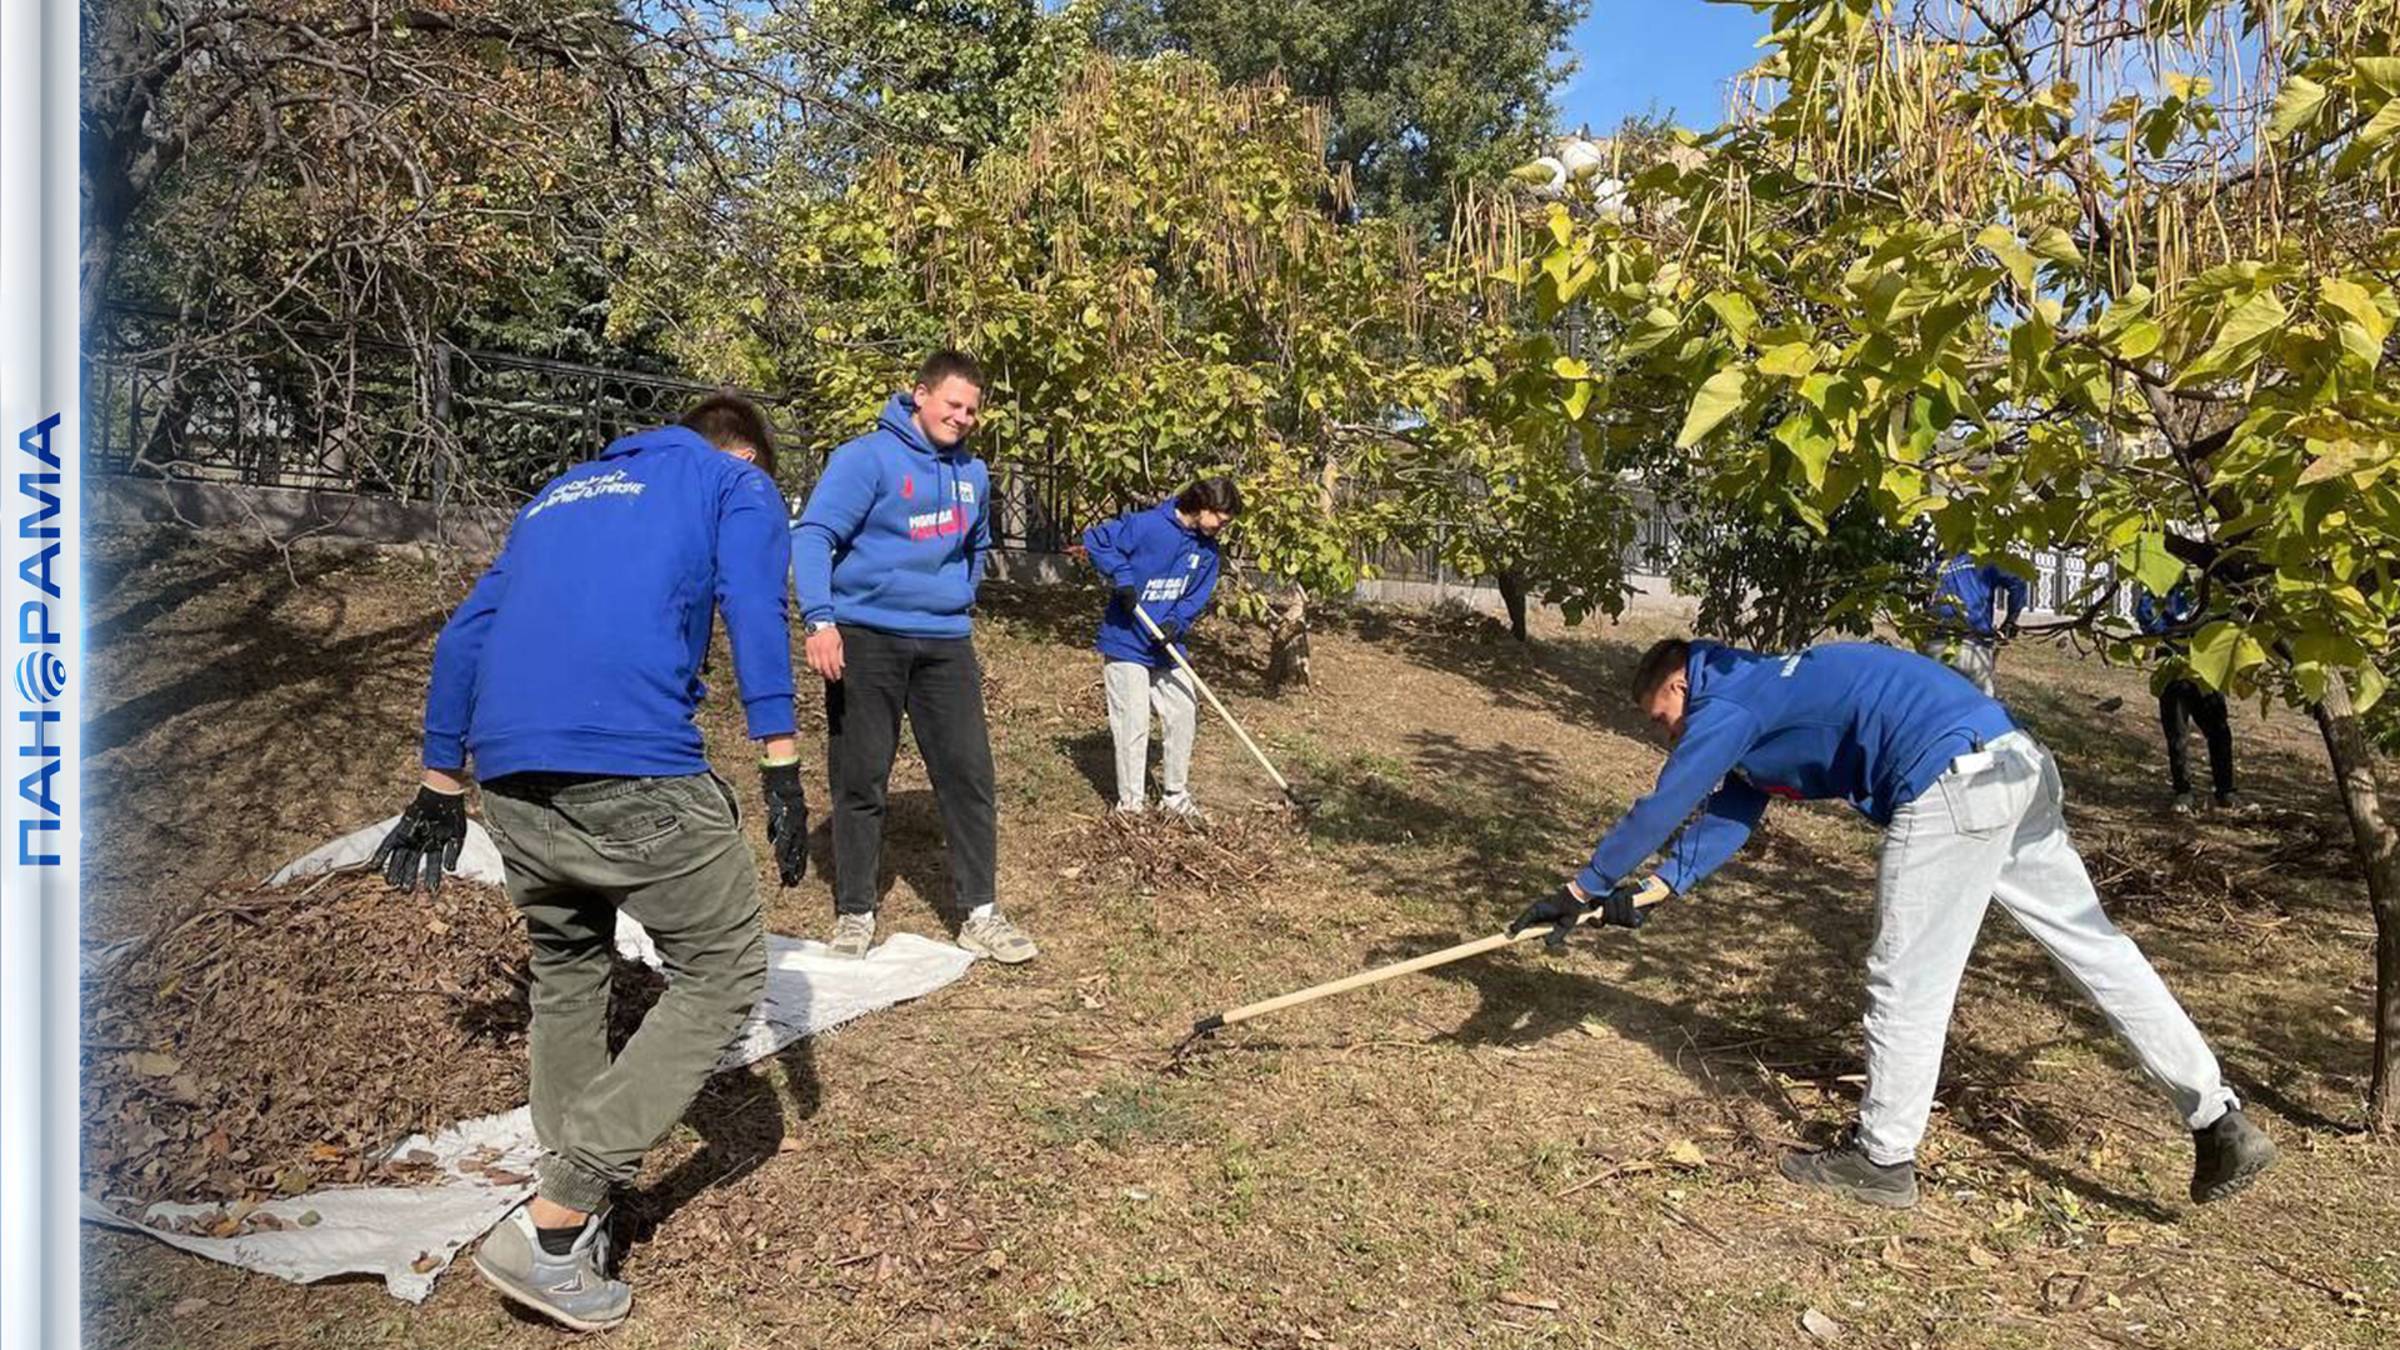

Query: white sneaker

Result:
[828,911,875,959]
[957,910,1039,964]
[1159,793,1203,823]
[471,1206,631,1332]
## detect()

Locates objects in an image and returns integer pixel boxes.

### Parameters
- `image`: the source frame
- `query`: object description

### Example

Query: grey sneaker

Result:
[957,910,1039,964]
[2170,791,2198,815]
[1779,1135,1920,1209]
[1158,793,1204,823]
[471,1206,630,1332]
[828,911,876,959]
[2191,1106,2277,1202]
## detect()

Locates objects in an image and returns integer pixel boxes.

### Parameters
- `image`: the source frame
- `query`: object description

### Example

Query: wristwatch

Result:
[806,619,836,635]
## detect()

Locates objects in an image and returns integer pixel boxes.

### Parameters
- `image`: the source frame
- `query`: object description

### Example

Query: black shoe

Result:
[2191,1107,2276,1203]
[1780,1134,1920,1209]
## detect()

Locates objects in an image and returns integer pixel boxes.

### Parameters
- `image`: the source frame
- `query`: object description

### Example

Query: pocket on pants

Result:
[1934,751,2030,838]
[559,780,686,860]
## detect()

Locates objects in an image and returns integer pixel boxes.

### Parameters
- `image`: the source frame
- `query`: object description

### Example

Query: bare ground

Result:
[80,526,2398,1349]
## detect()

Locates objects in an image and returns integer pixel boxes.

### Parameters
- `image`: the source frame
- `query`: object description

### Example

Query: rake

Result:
[1131,605,1320,812]
[1172,878,1671,1062]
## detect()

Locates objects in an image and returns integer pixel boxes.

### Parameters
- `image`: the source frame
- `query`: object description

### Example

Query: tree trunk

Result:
[1496,566,1530,643]
[2309,673,2400,1132]
[1266,587,1312,692]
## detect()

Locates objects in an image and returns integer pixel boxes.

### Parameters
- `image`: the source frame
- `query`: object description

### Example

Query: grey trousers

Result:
[481,771,768,1213]
[1922,635,1999,696]
[1858,731,2236,1164]
[1103,659,1196,810]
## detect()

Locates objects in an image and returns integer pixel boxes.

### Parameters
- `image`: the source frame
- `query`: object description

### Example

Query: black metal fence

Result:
[85,307,768,503]
[83,305,1090,553]
[85,307,1709,590]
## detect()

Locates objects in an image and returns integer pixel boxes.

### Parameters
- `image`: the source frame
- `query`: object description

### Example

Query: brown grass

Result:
[80,526,2398,1348]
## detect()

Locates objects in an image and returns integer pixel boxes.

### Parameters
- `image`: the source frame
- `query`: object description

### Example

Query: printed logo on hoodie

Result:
[525,468,645,519]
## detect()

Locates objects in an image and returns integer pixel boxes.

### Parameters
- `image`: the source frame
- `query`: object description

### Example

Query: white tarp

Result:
[85,825,979,1301]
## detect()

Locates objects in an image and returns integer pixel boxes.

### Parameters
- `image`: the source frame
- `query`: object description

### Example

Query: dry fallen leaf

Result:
[1966,1242,2003,1269]
[2103,1224,2143,1247]
[1497,1291,1562,1312]
[122,1051,181,1078]
[410,1251,439,1275]
[1801,1307,1843,1342]
[980,1249,1008,1277]
[169,1297,210,1318]
[1663,1139,1707,1169]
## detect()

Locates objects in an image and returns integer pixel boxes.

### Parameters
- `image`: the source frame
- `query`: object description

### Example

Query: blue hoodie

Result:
[1929,553,2029,638]
[2134,582,2194,637]
[1578,641,2016,897]
[1080,499,1223,667]
[791,393,993,640]
[422,426,796,780]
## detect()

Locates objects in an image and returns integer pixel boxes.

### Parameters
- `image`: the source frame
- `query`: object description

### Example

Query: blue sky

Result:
[1556,0,1771,136]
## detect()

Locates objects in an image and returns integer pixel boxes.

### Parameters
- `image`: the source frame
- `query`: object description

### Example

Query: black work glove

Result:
[1113,584,1140,611]
[1594,879,1656,930]
[1508,883,1594,950]
[1154,616,1186,643]
[761,760,809,886]
[372,785,468,895]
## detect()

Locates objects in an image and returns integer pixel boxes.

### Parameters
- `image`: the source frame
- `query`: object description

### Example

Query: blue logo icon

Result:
[15,651,65,704]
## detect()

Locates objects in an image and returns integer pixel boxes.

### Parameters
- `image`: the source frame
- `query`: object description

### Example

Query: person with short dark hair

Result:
[372,393,806,1331]
[681,392,779,479]
[792,351,1037,963]
[2136,581,2239,814]
[1080,477,1242,818]
[1511,636,2273,1211]
[1923,552,2028,695]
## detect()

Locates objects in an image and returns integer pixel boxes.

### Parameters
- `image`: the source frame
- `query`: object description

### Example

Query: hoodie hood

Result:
[878,392,972,462]
[1686,640,1772,703]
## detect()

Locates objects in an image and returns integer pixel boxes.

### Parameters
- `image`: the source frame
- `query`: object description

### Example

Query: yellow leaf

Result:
[1675,366,1749,448]
[2266,75,2329,142]
[1758,342,1819,379]
[1664,1139,1707,1168]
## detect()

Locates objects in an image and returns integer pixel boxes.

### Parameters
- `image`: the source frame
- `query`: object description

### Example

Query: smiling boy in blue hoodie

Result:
[1512,638,2275,1211]
[792,350,1036,964]
[1080,476,1242,818]
[370,394,809,1332]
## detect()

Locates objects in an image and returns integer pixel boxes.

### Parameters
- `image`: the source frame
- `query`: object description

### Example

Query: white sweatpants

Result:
[1857,731,2236,1164]
[1103,660,1196,810]
[1921,636,1999,696]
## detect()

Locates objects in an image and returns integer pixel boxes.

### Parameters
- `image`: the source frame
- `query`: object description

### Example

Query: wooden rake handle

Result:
[1129,604,1297,797]
[1187,878,1673,1038]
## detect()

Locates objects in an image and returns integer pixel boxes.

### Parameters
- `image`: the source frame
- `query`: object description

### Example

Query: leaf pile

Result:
[84,869,664,1210]
[1059,808,1295,903]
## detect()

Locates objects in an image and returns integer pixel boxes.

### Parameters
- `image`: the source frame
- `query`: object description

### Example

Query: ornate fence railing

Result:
[83,305,2138,613]
[83,306,1085,553]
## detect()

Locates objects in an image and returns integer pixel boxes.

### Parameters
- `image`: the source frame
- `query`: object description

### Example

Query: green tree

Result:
[1502,0,2400,1127]
[1103,0,1588,226]
[622,55,1452,683]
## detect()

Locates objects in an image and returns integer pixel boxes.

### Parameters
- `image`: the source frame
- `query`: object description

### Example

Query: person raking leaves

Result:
[1512,637,2277,1210]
